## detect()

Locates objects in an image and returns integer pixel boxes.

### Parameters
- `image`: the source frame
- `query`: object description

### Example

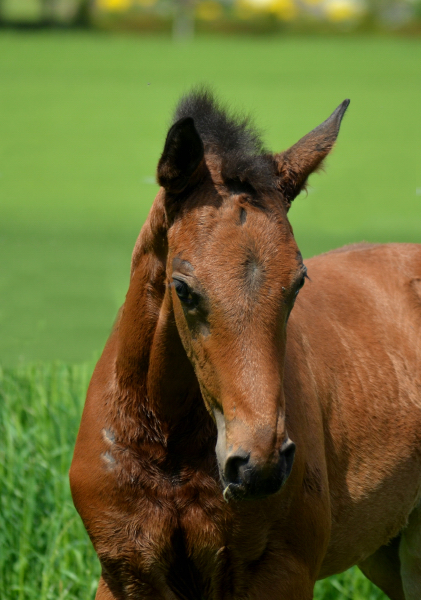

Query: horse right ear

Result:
[157,117,204,194]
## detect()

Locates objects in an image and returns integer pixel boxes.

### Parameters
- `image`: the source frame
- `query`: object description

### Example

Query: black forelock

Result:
[173,88,276,193]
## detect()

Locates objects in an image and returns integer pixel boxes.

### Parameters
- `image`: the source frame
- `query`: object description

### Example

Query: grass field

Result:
[1,31,420,365]
[1,31,420,599]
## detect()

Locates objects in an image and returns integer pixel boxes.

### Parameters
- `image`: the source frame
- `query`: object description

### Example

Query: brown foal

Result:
[70,90,421,600]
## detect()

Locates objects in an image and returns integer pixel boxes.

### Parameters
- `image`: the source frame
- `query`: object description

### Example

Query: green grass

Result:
[0,363,387,600]
[0,363,100,600]
[1,31,420,365]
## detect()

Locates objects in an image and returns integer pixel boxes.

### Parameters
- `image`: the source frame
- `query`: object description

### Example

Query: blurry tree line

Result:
[0,0,420,35]
[0,0,94,26]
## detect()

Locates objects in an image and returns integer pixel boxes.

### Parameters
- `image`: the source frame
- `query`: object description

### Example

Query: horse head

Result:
[139,91,348,502]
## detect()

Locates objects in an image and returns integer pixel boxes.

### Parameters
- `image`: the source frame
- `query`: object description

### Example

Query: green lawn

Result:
[1,31,420,364]
[1,31,420,599]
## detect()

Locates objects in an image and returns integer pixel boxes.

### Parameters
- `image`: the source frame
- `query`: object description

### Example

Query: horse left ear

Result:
[274,99,350,210]
[157,117,204,194]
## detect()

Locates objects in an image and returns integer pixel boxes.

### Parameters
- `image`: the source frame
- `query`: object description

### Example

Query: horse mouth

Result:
[220,441,296,502]
[221,469,290,503]
[223,483,246,502]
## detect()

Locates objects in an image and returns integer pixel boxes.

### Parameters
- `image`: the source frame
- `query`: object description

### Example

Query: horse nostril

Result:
[224,450,250,485]
[280,440,296,478]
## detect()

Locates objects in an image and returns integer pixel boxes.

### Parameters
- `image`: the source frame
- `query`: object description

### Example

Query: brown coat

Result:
[70,91,421,600]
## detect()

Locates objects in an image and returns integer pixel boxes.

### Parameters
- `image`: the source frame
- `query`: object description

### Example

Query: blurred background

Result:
[1,0,421,35]
[1,23,420,366]
[0,5,420,600]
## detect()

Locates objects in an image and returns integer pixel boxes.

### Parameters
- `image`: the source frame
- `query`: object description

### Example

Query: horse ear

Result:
[274,99,350,210]
[157,117,204,194]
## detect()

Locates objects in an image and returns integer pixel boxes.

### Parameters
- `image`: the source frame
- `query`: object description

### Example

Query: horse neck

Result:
[112,209,213,454]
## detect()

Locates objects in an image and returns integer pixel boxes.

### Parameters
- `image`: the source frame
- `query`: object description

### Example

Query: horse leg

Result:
[399,503,421,600]
[357,535,405,600]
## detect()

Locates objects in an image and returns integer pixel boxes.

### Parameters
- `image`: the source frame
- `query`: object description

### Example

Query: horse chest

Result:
[104,488,276,600]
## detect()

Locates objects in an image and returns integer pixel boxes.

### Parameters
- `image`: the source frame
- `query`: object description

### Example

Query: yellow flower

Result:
[235,0,298,20]
[196,0,223,20]
[97,0,131,11]
[325,0,360,21]
[269,0,297,20]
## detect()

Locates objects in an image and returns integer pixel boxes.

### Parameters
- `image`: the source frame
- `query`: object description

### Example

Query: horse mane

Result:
[174,88,276,192]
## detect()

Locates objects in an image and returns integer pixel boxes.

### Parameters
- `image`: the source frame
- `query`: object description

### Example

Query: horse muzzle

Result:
[219,439,296,502]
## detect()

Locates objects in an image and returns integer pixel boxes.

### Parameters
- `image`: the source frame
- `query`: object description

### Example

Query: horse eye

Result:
[295,276,306,296]
[173,279,195,306]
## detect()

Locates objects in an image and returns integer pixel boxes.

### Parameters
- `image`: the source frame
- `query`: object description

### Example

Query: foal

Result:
[71,90,421,600]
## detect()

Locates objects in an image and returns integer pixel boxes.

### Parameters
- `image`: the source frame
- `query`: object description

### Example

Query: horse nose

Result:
[221,440,296,501]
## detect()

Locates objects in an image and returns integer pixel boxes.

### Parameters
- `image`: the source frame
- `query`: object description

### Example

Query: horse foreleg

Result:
[399,503,421,600]
[357,536,405,600]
